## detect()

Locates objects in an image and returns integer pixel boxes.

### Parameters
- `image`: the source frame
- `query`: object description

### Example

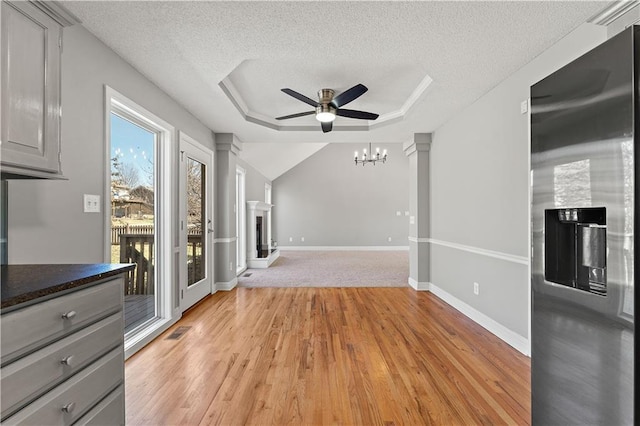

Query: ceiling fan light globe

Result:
[316,112,336,122]
[315,104,337,123]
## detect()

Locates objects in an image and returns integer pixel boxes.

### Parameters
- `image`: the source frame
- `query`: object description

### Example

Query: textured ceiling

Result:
[63,1,611,179]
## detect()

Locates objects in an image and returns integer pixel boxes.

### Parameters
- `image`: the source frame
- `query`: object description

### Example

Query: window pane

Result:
[186,157,205,286]
[110,112,157,333]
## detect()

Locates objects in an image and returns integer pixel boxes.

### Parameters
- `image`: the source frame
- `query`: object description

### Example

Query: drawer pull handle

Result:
[60,355,74,366]
[61,311,77,320]
[61,402,75,413]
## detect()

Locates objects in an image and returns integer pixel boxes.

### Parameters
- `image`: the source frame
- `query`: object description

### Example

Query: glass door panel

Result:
[109,112,157,334]
[186,157,205,287]
[180,135,213,311]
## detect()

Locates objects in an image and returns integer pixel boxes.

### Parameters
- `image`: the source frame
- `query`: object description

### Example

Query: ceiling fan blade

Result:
[321,121,333,133]
[281,88,318,107]
[336,109,379,120]
[331,84,368,108]
[275,111,315,120]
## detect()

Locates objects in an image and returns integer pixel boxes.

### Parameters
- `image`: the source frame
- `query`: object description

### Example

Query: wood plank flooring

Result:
[125,288,530,425]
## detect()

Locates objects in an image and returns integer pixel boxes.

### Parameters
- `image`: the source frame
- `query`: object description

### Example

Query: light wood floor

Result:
[125,287,530,425]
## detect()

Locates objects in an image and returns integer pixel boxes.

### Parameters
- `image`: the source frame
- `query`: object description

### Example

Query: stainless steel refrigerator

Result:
[531,27,636,424]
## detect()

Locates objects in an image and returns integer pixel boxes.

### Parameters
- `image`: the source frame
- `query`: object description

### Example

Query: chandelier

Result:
[354,143,387,166]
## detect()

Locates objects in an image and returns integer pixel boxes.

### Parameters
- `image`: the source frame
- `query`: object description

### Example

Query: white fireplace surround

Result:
[246,201,279,268]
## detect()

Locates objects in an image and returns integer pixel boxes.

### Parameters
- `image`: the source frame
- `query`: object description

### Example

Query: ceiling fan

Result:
[275,83,379,133]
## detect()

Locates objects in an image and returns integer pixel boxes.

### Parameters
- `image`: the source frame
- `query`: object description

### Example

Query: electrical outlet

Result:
[473,282,479,295]
[289,237,293,242]
[83,194,100,213]
[396,211,401,216]
[229,262,233,271]
[301,237,305,242]
[388,237,392,242]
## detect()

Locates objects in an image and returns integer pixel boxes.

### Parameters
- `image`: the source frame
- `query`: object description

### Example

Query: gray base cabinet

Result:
[0,277,126,425]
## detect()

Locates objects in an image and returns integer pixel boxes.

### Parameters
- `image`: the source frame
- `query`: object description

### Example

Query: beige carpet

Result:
[237,250,409,288]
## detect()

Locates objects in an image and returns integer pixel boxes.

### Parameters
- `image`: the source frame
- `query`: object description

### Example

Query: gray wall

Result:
[274,143,408,247]
[7,25,215,263]
[214,146,271,283]
[237,157,271,203]
[214,137,238,285]
[429,23,607,340]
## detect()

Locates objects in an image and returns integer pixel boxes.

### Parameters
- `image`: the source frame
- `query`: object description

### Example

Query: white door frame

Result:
[236,166,247,274]
[179,132,214,311]
[105,86,177,358]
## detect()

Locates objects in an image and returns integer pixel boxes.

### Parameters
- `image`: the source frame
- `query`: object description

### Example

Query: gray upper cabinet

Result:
[1,1,77,179]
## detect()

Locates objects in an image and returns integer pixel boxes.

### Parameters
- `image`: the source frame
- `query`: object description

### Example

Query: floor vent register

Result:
[166,326,191,340]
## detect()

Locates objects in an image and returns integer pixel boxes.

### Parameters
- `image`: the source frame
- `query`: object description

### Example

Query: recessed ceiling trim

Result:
[219,71,433,133]
[219,77,249,118]
[588,0,639,25]
[398,74,434,117]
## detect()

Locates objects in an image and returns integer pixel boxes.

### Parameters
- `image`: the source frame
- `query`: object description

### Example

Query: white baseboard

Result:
[427,282,530,356]
[278,246,409,251]
[408,277,430,291]
[216,277,238,291]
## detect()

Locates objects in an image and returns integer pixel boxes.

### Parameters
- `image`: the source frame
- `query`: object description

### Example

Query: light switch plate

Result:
[520,99,528,114]
[84,194,100,213]
[410,216,415,225]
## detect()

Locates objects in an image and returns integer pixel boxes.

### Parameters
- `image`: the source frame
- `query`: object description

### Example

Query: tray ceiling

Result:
[62,1,611,178]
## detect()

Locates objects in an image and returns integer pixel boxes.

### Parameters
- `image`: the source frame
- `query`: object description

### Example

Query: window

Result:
[105,87,175,354]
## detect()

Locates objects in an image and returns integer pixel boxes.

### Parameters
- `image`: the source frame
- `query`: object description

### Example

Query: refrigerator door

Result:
[531,28,635,425]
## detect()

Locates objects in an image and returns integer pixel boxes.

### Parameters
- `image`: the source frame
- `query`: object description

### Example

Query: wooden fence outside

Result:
[111,224,200,245]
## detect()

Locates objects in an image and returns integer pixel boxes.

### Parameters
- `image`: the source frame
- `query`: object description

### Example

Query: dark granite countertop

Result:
[1,264,135,312]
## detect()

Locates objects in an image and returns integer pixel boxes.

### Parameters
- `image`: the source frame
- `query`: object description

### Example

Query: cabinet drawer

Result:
[1,278,123,364]
[3,347,124,425]
[74,385,124,426]
[1,313,123,416]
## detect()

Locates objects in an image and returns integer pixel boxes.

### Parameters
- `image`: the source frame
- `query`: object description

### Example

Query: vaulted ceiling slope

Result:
[64,1,609,179]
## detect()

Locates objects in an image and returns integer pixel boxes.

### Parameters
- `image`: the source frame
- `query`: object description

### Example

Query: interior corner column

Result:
[214,133,242,289]
[403,133,432,290]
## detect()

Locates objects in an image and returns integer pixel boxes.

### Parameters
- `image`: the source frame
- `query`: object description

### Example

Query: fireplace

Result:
[246,201,279,268]
[256,216,264,258]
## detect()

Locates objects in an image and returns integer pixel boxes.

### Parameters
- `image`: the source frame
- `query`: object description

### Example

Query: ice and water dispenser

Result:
[545,207,607,295]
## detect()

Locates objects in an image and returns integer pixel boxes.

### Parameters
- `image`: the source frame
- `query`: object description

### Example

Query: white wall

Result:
[429,23,607,350]
[8,24,214,263]
[274,143,409,248]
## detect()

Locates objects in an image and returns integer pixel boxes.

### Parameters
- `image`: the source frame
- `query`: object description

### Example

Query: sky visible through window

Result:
[111,113,154,188]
